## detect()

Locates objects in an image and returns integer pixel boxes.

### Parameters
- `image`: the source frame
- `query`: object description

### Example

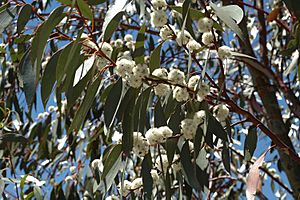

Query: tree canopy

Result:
[0,0,300,199]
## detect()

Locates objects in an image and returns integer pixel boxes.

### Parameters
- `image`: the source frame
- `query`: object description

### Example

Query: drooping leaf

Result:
[231,52,274,79]
[41,49,62,107]
[31,6,66,77]
[104,79,123,128]
[222,142,231,173]
[165,137,178,164]
[19,50,36,107]
[149,42,163,73]
[73,54,96,87]
[207,113,228,142]
[122,88,139,155]
[101,0,128,41]
[68,75,101,132]
[134,24,145,64]
[210,3,245,43]
[141,154,153,199]
[17,4,32,34]
[34,186,43,200]
[244,126,258,161]
[195,148,208,171]
[137,87,151,132]
[77,0,93,19]
[180,141,201,191]
[0,133,28,144]
[87,0,107,5]
[154,100,167,127]
[0,6,17,33]
[102,144,122,180]
[246,148,271,200]
[168,103,184,133]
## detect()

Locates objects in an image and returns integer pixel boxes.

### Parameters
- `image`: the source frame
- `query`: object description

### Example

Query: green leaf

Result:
[134,24,145,64]
[0,133,28,144]
[195,148,208,171]
[231,52,274,79]
[31,6,66,78]
[141,154,153,199]
[165,137,178,164]
[68,75,101,132]
[210,3,245,43]
[122,88,139,155]
[34,186,43,200]
[149,42,163,73]
[87,0,107,5]
[41,49,62,107]
[102,0,128,41]
[56,31,83,90]
[137,87,151,132]
[15,34,32,43]
[77,0,93,19]
[244,126,257,161]
[180,141,201,191]
[154,100,167,127]
[222,142,231,173]
[19,50,36,107]
[104,79,123,128]
[102,144,122,180]
[168,103,184,133]
[207,113,228,142]
[17,4,32,34]
[0,6,17,33]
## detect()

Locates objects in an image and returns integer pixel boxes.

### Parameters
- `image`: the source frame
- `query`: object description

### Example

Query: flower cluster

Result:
[187,75,210,101]
[198,17,214,33]
[133,132,150,157]
[217,45,232,60]
[151,0,168,28]
[181,110,205,140]
[213,104,230,122]
[115,58,149,88]
[124,34,135,50]
[145,126,173,145]
[159,25,174,40]
[152,68,170,97]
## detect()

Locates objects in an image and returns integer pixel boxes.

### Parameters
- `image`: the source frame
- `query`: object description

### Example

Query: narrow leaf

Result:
[244,126,258,161]
[17,4,32,34]
[77,0,93,19]
[149,42,163,73]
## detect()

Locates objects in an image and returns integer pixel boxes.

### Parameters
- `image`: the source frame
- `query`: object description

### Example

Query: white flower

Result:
[124,34,133,42]
[154,84,170,97]
[217,45,232,60]
[115,58,135,78]
[160,25,173,40]
[69,166,77,174]
[201,32,214,46]
[181,118,198,140]
[21,175,46,187]
[99,42,113,58]
[91,159,103,171]
[131,178,143,190]
[155,154,169,173]
[198,17,214,33]
[48,105,56,113]
[176,30,193,46]
[118,180,132,197]
[152,0,167,10]
[214,104,230,121]
[196,83,210,102]
[193,110,205,125]
[168,68,186,85]
[127,73,143,88]
[152,68,168,78]
[151,10,168,28]
[145,128,164,145]
[188,75,200,90]
[125,41,135,49]
[132,63,150,78]
[65,176,73,182]
[158,126,173,142]
[173,87,189,102]
[186,40,201,52]
[114,39,124,48]
[133,132,150,157]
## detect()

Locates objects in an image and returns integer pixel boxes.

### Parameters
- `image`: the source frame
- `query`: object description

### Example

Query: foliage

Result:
[0,0,299,199]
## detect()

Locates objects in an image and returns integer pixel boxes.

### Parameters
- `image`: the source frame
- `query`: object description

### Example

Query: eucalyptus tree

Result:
[0,0,299,199]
